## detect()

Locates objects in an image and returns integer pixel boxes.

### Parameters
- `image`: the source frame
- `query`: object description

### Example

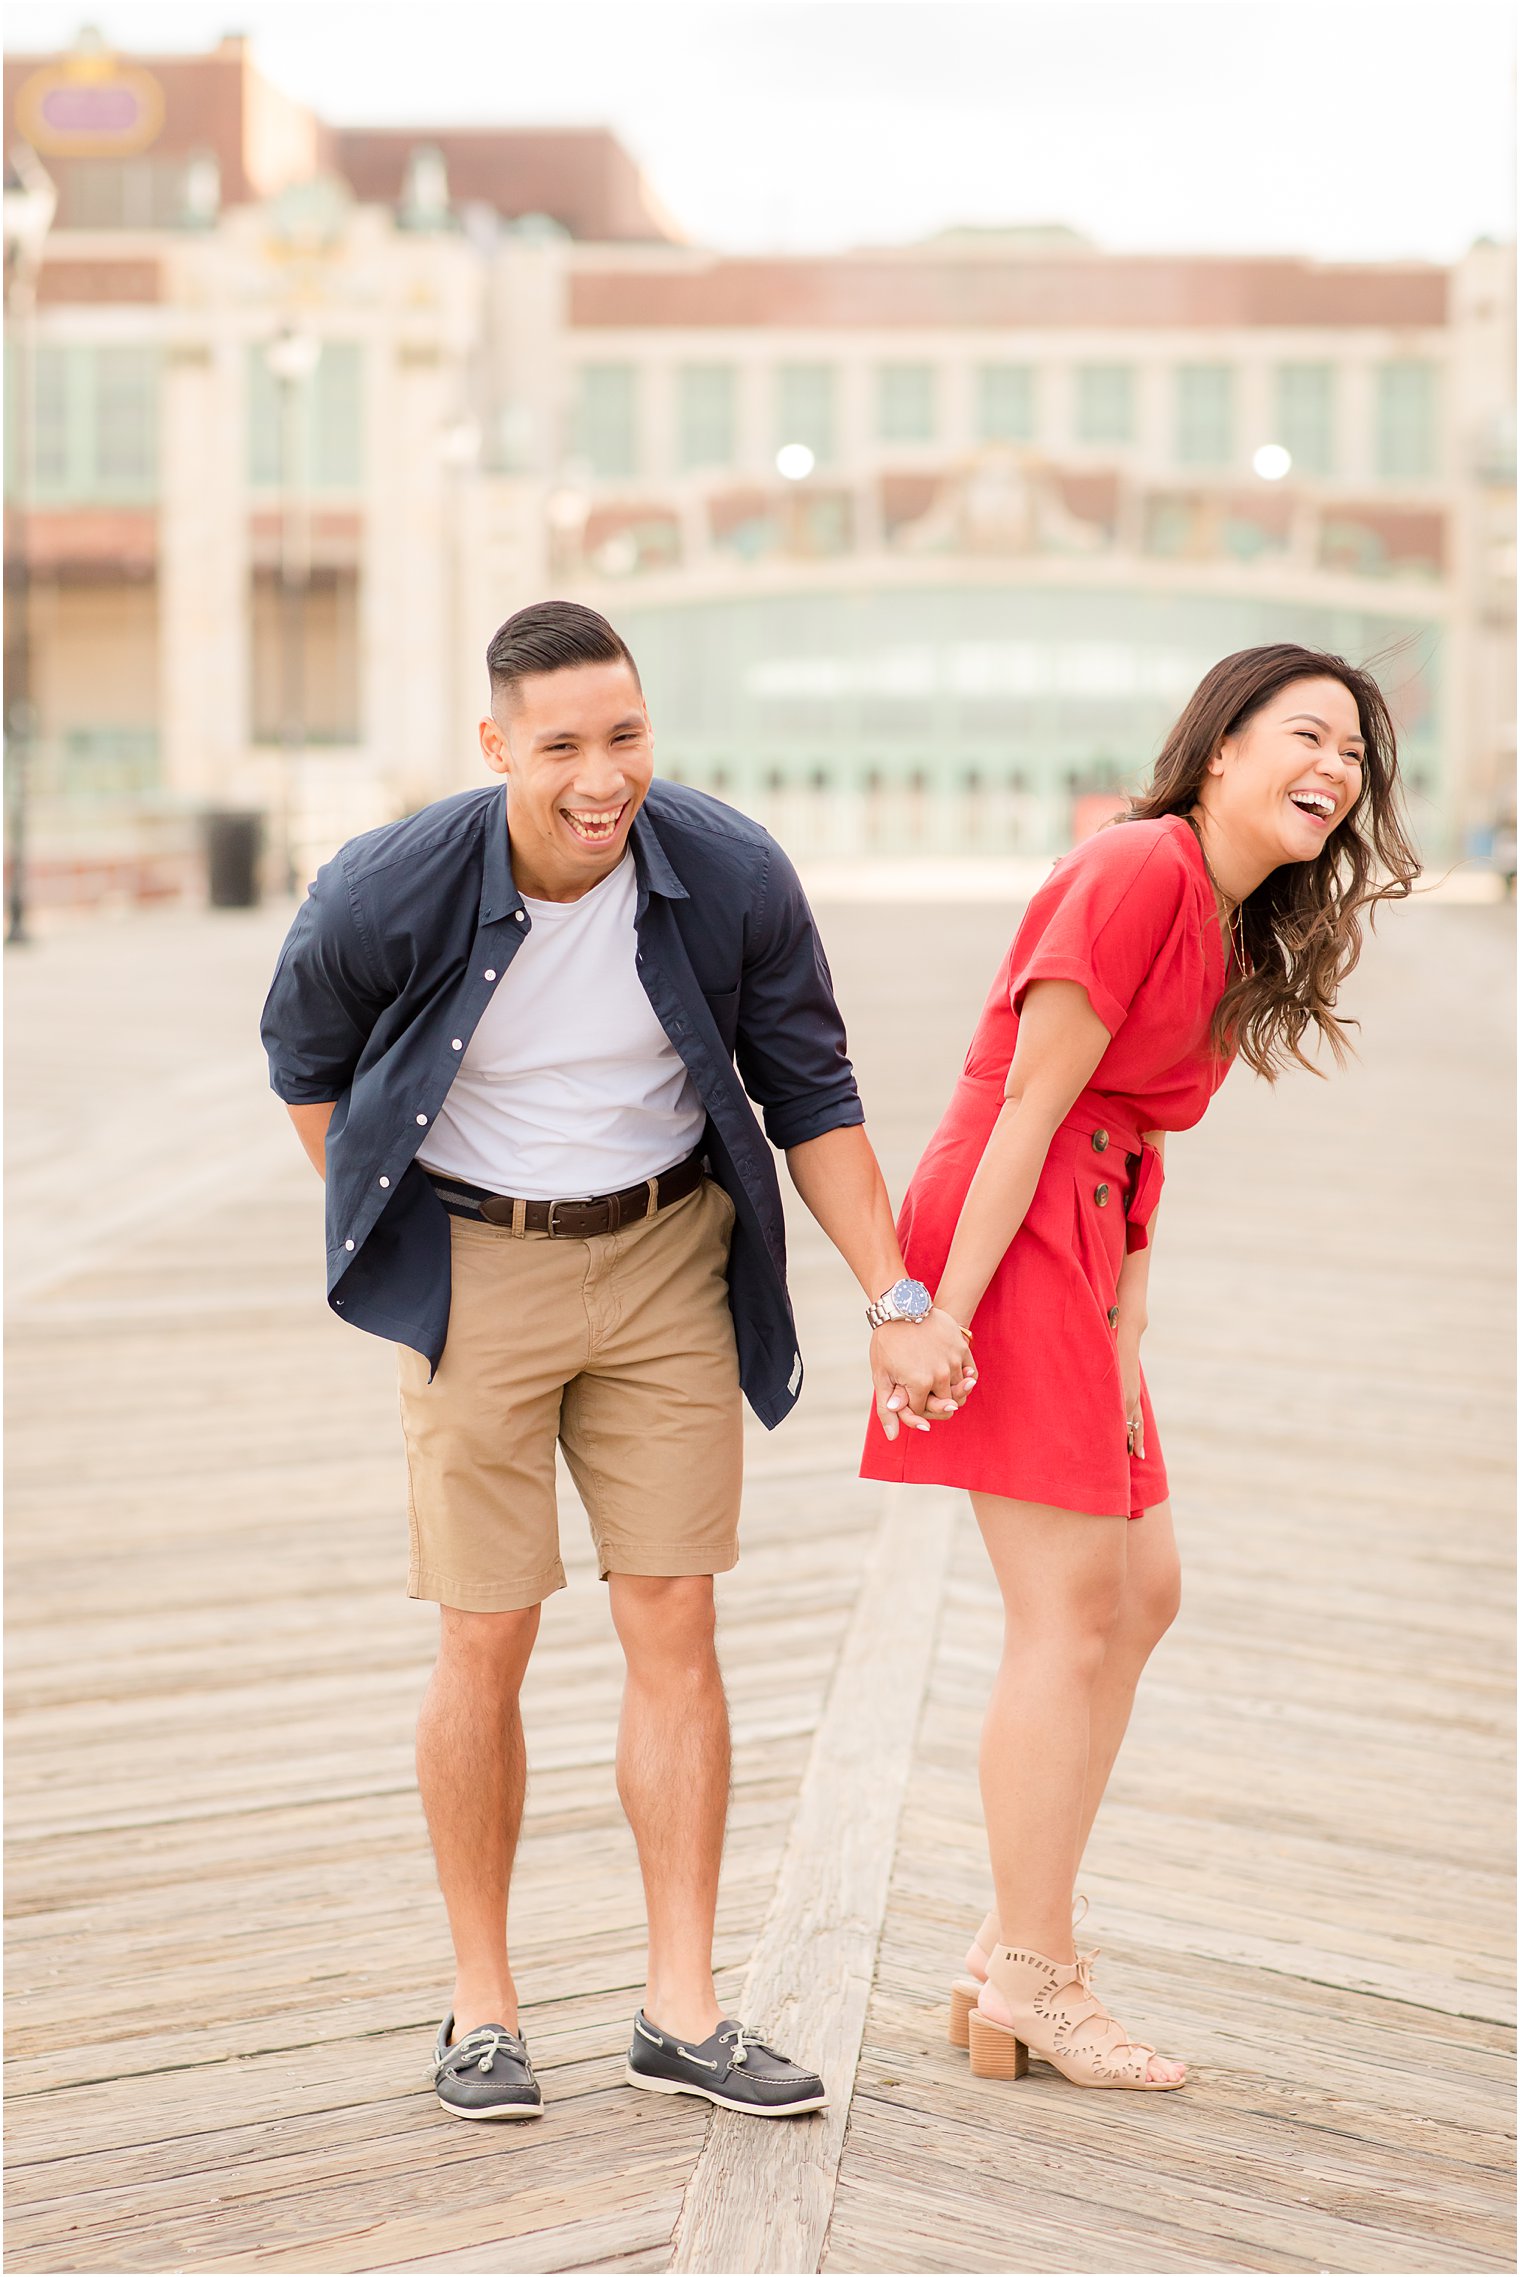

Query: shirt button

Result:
[513,910,526,924]
[451,1038,463,1050]
[1091,1129,1109,1153]
[379,1176,390,1189]
[416,1113,428,1126]
[1095,1183,1110,1206]
[1107,1304,1120,1328]
[344,1238,355,1251]
[484,968,497,981]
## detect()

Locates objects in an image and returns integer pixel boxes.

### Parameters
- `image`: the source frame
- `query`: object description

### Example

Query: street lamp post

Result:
[437,416,481,801]
[264,327,321,895]
[4,143,58,948]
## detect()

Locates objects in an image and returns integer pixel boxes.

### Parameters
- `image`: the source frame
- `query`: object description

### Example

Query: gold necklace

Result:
[1185,814,1248,974]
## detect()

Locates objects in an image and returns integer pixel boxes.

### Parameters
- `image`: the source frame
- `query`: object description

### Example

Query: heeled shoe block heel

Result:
[966,2010,1030,2080]
[948,1977,979,2049]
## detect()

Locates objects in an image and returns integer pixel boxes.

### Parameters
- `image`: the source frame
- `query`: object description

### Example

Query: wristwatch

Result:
[866,1276,933,1330]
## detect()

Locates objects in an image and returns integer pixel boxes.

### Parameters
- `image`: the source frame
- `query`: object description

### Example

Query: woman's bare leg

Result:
[970,1492,1127,1961]
[964,1499,1181,1968]
[1075,1499,1181,1861]
[970,1493,1184,2085]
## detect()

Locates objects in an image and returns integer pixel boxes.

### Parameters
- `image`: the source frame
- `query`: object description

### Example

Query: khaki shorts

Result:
[398,1178,743,1611]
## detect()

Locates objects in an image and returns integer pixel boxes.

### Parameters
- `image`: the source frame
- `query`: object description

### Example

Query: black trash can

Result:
[204,810,265,909]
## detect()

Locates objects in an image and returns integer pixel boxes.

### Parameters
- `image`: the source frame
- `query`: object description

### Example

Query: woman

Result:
[862,644,1419,2090]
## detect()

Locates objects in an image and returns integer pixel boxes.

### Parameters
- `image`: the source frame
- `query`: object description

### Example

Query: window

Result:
[776,364,835,463]
[1275,364,1334,477]
[1175,364,1234,467]
[1376,361,1437,480]
[248,342,365,492]
[977,364,1036,443]
[678,365,735,470]
[23,343,158,502]
[878,363,935,443]
[250,568,362,745]
[1075,364,1134,444]
[573,363,638,479]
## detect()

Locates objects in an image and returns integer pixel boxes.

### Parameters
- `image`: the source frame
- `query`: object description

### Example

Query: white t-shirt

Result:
[416,853,706,1199]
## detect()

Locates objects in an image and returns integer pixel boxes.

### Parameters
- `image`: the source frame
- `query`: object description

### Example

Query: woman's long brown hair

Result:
[1128,643,1422,1079]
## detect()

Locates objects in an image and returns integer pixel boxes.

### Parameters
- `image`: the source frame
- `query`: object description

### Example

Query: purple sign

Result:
[38,86,145,133]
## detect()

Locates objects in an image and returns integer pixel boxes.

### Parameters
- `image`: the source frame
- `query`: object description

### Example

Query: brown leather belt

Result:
[426,1144,708,1237]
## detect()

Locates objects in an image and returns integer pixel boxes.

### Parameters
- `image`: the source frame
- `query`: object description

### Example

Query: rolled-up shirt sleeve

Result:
[261,855,392,1104]
[734,842,864,1150]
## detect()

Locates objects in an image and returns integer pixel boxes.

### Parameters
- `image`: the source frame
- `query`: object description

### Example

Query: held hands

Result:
[872,1308,976,1442]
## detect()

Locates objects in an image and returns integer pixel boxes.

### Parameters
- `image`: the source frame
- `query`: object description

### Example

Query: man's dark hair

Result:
[486,600,640,709]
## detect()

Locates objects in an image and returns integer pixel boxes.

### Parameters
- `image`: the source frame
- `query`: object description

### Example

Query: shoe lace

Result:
[717,2019,790,2068]
[1059,1951,1159,2070]
[441,2026,515,2078]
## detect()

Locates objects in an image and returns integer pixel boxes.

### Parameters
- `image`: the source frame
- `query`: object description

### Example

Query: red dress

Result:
[861,814,1234,1519]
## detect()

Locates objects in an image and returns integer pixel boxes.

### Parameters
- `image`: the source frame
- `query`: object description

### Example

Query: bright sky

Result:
[6,0,1515,262]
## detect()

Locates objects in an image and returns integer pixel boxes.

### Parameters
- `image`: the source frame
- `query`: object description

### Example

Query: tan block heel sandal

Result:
[947,1906,1000,2048]
[966,1944,1186,2091]
[947,1897,1091,2051]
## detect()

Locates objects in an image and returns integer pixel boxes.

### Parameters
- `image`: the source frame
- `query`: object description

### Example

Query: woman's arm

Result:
[934,979,1110,1327]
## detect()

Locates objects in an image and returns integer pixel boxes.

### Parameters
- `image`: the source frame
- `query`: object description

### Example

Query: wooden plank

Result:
[668,1488,956,2275]
[5,894,1515,2276]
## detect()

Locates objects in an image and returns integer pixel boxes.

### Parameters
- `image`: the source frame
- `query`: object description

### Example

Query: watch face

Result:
[893,1277,933,1321]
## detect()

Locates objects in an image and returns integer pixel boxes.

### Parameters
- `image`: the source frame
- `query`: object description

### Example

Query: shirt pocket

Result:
[701,987,740,1052]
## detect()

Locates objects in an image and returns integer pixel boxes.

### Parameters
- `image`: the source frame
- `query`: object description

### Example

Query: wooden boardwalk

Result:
[5,890,1514,2275]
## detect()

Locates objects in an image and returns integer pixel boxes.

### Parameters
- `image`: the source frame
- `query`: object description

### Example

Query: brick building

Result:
[5,29,1513,897]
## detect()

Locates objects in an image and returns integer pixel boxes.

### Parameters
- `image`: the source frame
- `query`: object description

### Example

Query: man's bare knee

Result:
[436,1604,540,1692]
[609,1574,718,1676]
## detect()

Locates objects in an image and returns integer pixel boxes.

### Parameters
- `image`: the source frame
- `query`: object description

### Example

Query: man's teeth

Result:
[564,808,622,838]
[1290,792,1335,817]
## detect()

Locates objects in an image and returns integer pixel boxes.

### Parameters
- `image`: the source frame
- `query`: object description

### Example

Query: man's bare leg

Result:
[416,1603,540,2039]
[609,1573,728,2043]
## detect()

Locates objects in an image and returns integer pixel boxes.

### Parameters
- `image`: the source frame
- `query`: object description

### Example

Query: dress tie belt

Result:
[1057,1108,1165,1255]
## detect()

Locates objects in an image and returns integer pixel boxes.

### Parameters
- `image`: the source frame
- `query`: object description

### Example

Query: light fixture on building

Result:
[776,443,815,481]
[437,417,482,467]
[265,328,322,385]
[545,486,590,531]
[1252,443,1292,481]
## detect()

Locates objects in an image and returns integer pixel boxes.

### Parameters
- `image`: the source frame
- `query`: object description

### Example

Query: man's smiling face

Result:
[480,658,655,901]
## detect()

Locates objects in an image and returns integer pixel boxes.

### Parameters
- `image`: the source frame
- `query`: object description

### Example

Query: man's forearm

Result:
[784,1123,904,1298]
[286,1101,336,1180]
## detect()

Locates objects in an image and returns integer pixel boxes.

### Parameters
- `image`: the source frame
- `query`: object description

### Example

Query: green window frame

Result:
[1376,361,1438,481]
[977,364,1036,444]
[573,363,639,480]
[1175,364,1234,467]
[248,342,364,492]
[776,363,835,463]
[22,342,159,503]
[877,363,935,443]
[678,364,735,471]
[1275,363,1334,477]
[1075,363,1135,444]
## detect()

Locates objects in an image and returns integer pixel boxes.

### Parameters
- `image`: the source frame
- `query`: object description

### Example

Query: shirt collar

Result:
[630,802,689,902]
[479,787,688,922]
[478,788,521,925]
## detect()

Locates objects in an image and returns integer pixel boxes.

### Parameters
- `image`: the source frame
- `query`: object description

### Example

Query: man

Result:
[262,600,970,2123]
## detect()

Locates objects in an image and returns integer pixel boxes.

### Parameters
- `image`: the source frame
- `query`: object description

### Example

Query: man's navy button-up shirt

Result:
[260,779,864,1428]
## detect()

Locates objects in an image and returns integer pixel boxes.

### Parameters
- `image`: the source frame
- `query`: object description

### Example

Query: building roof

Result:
[569,251,1449,330]
[5,38,677,241]
[335,127,678,241]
